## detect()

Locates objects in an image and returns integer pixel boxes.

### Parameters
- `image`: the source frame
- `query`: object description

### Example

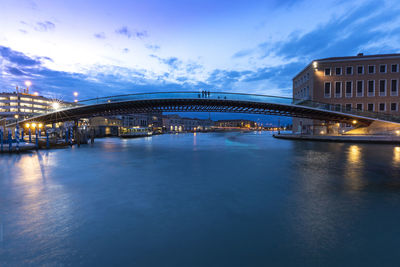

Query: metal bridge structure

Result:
[7,92,400,127]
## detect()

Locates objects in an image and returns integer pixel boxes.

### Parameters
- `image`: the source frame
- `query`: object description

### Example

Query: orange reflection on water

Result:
[348,145,361,164]
[393,147,400,166]
[345,145,363,191]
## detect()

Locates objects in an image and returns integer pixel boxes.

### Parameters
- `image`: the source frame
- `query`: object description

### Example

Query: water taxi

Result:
[120,127,153,138]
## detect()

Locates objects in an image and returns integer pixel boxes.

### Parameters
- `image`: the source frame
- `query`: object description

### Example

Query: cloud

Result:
[115,26,148,39]
[150,54,182,70]
[0,46,42,66]
[145,44,160,51]
[255,1,400,62]
[94,32,106,39]
[6,66,26,76]
[35,21,55,32]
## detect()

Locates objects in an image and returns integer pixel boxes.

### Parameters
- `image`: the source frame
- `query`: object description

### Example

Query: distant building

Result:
[214,119,258,129]
[89,116,122,137]
[0,90,61,122]
[292,53,400,134]
[162,114,213,132]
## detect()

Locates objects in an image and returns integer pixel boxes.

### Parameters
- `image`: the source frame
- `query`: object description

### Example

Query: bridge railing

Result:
[26,91,400,124]
[76,92,400,123]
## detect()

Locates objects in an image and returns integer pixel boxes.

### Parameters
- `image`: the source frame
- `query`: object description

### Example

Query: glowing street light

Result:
[73,92,78,97]
[32,123,37,128]
[33,92,39,96]
[352,120,357,124]
[25,81,32,87]
[38,123,43,128]
[52,102,60,110]
[25,123,30,128]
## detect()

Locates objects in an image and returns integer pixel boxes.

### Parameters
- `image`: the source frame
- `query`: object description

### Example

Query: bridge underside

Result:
[15,99,373,126]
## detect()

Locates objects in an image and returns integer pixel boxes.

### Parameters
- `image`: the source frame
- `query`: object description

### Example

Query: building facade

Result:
[162,114,213,132]
[0,91,58,122]
[89,116,122,137]
[214,119,258,129]
[293,53,400,134]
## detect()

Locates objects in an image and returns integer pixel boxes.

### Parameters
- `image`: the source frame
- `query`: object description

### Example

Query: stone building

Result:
[293,53,400,134]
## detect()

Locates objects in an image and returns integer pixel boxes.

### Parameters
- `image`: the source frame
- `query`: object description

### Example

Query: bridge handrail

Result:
[12,91,400,125]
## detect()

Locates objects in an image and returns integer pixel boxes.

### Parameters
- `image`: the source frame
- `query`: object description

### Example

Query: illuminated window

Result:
[345,81,352,97]
[379,80,386,96]
[368,80,375,97]
[356,81,364,97]
[368,65,375,74]
[391,80,398,96]
[357,65,364,74]
[335,82,342,97]
[324,68,331,76]
[324,82,331,98]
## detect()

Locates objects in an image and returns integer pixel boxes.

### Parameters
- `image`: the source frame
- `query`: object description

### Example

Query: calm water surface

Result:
[1,132,400,266]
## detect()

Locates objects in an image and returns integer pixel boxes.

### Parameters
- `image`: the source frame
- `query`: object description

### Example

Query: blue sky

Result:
[1,0,400,102]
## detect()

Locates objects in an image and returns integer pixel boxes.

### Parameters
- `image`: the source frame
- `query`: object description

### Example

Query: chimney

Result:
[357,53,364,57]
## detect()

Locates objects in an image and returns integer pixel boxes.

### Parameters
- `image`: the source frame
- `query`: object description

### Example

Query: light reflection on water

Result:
[1,132,400,266]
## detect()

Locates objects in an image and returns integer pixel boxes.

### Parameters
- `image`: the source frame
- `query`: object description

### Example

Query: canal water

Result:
[1,132,400,266]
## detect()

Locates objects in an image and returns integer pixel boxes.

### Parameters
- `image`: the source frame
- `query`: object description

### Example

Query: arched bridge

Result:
[9,92,400,127]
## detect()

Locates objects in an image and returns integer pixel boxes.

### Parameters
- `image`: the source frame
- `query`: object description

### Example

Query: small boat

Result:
[120,127,153,138]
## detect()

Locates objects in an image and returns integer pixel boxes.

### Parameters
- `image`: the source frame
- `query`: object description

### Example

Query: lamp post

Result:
[25,81,32,94]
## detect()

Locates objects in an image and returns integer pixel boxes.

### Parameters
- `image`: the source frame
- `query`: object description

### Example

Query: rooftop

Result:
[316,53,400,62]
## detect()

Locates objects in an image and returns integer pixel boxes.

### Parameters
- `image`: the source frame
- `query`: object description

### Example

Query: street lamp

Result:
[52,102,60,110]
[25,81,32,93]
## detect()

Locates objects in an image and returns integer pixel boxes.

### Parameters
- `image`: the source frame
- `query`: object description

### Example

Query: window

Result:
[325,68,331,76]
[345,103,352,111]
[324,82,331,97]
[379,80,386,96]
[391,103,398,111]
[368,80,375,96]
[356,80,364,97]
[380,64,387,73]
[345,81,352,97]
[356,103,363,110]
[335,67,342,75]
[368,65,375,74]
[379,103,385,111]
[335,104,341,111]
[392,64,399,73]
[367,103,374,111]
[335,81,342,97]
[357,65,364,74]
[346,66,353,75]
[391,79,398,96]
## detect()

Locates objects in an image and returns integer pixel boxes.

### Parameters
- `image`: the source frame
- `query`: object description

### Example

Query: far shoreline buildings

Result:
[292,53,400,134]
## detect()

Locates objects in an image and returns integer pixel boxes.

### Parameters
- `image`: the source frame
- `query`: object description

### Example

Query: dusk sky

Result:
[1,0,400,101]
